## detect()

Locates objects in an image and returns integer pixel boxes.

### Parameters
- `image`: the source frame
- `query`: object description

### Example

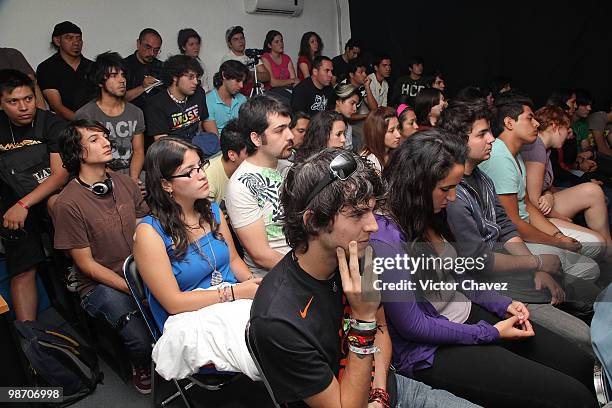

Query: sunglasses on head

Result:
[305,152,358,206]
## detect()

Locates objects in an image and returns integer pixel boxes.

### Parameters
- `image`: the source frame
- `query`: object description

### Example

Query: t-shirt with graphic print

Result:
[0,109,65,201]
[291,77,336,116]
[75,100,145,172]
[145,87,208,142]
[225,159,290,277]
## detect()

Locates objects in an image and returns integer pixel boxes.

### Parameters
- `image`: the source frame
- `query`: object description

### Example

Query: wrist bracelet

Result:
[17,200,29,210]
[348,344,379,355]
[346,318,377,331]
[231,285,235,301]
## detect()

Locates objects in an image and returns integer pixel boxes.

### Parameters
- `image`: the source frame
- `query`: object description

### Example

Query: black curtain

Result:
[348,0,612,109]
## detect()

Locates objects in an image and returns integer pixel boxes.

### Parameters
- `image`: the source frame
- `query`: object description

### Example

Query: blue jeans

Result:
[395,373,481,408]
[81,284,152,367]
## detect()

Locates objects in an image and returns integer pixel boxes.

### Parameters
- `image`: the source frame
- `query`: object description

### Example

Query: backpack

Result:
[13,320,104,407]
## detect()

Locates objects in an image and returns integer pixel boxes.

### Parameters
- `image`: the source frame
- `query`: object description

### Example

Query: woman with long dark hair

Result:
[414,88,446,128]
[296,31,323,80]
[294,110,346,162]
[134,138,260,331]
[371,130,597,408]
[359,106,401,171]
[261,30,298,90]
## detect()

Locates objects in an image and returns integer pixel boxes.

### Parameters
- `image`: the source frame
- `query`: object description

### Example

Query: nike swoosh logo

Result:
[299,296,314,319]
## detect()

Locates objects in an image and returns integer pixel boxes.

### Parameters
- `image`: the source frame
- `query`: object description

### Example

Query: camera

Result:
[245,48,264,59]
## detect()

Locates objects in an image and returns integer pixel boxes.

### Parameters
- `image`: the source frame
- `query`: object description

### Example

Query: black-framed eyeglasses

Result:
[305,152,358,205]
[167,160,210,179]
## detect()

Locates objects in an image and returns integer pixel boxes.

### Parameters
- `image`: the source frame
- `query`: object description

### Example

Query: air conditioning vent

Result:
[244,0,304,17]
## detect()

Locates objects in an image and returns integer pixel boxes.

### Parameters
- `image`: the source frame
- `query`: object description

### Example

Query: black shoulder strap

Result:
[33,110,46,142]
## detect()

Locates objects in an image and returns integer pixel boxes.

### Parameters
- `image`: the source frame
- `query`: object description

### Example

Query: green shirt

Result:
[479,138,529,221]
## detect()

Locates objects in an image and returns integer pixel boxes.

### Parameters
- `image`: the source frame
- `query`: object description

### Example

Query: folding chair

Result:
[122,255,242,408]
[244,320,281,408]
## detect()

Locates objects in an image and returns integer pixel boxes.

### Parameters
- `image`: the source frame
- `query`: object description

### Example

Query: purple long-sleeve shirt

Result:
[370,215,512,377]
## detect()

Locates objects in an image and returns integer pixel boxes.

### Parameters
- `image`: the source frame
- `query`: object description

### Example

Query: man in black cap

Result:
[36,21,95,120]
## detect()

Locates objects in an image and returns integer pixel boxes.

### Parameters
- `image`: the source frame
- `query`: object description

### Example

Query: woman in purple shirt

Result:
[371,129,597,408]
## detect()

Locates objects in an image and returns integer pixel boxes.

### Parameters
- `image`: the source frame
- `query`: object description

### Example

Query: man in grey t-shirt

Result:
[75,52,145,182]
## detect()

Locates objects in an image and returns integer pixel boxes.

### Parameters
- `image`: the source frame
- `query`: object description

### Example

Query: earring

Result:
[166,189,173,197]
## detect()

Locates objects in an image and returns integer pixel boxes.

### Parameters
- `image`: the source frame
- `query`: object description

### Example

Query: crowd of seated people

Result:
[1,17,612,407]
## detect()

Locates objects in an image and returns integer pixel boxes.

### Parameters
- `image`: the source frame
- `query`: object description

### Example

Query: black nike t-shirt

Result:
[249,252,344,407]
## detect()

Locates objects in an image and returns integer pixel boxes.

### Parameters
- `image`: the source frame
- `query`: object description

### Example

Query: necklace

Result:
[196,233,223,286]
[8,120,33,145]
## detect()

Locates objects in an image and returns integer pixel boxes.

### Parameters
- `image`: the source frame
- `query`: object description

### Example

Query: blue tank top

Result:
[140,202,238,330]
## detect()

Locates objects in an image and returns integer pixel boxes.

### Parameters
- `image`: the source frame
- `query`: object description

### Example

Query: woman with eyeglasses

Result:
[370,130,598,408]
[134,137,260,333]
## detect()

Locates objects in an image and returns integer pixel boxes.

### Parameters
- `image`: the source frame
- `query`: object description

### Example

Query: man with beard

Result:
[291,56,336,116]
[36,21,95,120]
[225,94,294,277]
[124,28,164,112]
[145,55,208,144]
[75,52,145,183]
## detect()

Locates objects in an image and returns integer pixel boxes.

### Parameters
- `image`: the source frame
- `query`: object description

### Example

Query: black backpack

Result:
[13,320,104,407]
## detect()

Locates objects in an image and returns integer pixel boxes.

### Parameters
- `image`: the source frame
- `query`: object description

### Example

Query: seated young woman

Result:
[358,106,401,172]
[370,130,598,408]
[294,110,346,162]
[396,102,419,142]
[522,105,612,261]
[133,137,261,332]
[414,88,446,129]
[334,83,361,151]
[260,30,298,90]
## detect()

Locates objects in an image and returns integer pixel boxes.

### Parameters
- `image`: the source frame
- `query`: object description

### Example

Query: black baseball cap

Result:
[52,21,82,37]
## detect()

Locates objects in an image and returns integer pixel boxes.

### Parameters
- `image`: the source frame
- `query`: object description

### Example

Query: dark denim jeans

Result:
[81,284,152,367]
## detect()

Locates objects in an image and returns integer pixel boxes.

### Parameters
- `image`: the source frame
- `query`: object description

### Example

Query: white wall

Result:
[0,0,351,89]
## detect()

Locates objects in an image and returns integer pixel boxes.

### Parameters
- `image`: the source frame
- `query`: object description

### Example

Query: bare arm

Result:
[70,247,130,294]
[372,307,391,393]
[298,61,310,79]
[234,218,283,271]
[134,223,261,315]
[129,132,145,182]
[42,89,74,120]
[202,120,219,135]
[126,85,145,102]
[497,193,560,245]
[524,161,546,207]
[255,64,271,82]
[592,129,612,156]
